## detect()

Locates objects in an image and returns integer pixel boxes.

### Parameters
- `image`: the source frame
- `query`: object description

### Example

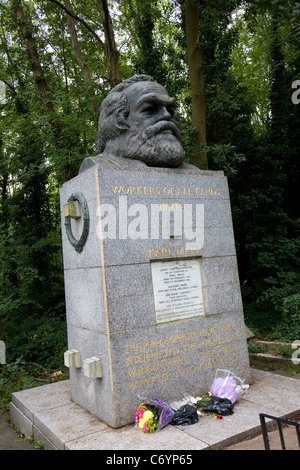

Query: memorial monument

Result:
[60,74,251,428]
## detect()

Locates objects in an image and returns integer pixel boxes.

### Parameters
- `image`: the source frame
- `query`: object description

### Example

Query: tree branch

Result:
[0,78,17,94]
[46,0,105,50]
[95,0,121,87]
[63,0,99,118]
[0,3,9,12]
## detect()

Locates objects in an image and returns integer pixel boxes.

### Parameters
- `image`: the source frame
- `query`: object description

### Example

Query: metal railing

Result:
[259,413,300,450]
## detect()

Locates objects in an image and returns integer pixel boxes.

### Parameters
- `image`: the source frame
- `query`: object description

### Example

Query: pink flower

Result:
[144,423,150,431]
[137,407,145,419]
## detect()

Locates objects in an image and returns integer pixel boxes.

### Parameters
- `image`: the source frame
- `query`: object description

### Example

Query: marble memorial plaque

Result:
[151,258,205,324]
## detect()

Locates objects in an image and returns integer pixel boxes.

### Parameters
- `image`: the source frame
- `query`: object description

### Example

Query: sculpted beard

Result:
[124,121,186,168]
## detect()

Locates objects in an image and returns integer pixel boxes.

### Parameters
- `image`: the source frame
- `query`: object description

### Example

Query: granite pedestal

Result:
[60,162,252,428]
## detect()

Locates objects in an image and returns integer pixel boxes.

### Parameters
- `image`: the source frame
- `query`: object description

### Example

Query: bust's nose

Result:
[158,105,172,121]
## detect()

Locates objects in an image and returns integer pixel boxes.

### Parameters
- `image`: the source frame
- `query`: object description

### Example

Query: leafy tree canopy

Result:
[0,0,299,364]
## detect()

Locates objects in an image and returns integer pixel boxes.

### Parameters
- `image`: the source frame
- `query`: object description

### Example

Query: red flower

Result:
[217,415,223,419]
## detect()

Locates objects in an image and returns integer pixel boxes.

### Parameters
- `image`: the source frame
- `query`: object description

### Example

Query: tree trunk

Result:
[12,0,55,117]
[12,0,76,179]
[96,0,121,88]
[47,0,121,89]
[184,0,208,169]
[64,0,99,119]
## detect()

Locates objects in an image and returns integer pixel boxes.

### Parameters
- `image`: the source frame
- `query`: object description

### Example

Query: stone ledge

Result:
[10,369,300,450]
[250,353,300,368]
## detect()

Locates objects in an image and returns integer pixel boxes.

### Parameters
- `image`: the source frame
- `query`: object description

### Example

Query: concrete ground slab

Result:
[11,380,71,422]
[33,402,109,450]
[65,422,207,451]
[10,369,300,450]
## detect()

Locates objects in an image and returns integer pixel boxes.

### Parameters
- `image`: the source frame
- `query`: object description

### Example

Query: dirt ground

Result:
[224,416,300,450]
[0,411,36,450]
[1,409,299,451]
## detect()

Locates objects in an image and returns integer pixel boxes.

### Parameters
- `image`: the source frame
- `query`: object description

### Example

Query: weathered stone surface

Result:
[60,163,252,428]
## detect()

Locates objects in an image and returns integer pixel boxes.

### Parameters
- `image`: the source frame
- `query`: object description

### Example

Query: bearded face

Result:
[123,119,186,168]
[99,80,186,168]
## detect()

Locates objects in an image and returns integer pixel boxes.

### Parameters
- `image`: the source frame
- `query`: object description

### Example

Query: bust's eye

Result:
[142,103,157,114]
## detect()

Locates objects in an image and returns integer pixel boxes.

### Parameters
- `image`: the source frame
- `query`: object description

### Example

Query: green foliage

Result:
[278,343,295,359]
[194,143,246,177]
[242,234,300,333]
[247,339,298,363]
[0,357,68,411]
[267,294,300,341]
[2,316,67,368]
[0,0,299,373]
[0,358,40,410]
[227,2,300,339]
[247,341,269,354]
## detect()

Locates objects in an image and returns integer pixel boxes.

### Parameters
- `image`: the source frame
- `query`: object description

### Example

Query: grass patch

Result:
[0,357,69,411]
[248,339,300,375]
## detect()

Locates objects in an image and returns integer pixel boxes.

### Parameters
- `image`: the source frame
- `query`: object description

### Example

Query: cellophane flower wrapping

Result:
[135,398,175,432]
[210,369,244,404]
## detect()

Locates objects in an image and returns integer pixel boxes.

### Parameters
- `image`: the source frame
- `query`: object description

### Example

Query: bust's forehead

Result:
[125,81,169,100]
[125,81,175,109]
[128,80,168,94]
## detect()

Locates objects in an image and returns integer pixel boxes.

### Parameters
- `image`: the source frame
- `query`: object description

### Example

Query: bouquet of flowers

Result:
[135,398,175,433]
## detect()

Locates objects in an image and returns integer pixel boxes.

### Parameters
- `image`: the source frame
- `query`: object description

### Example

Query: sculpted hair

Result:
[95,75,156,153]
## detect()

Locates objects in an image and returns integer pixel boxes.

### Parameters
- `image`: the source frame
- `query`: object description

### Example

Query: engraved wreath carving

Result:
[64,192,90,253]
